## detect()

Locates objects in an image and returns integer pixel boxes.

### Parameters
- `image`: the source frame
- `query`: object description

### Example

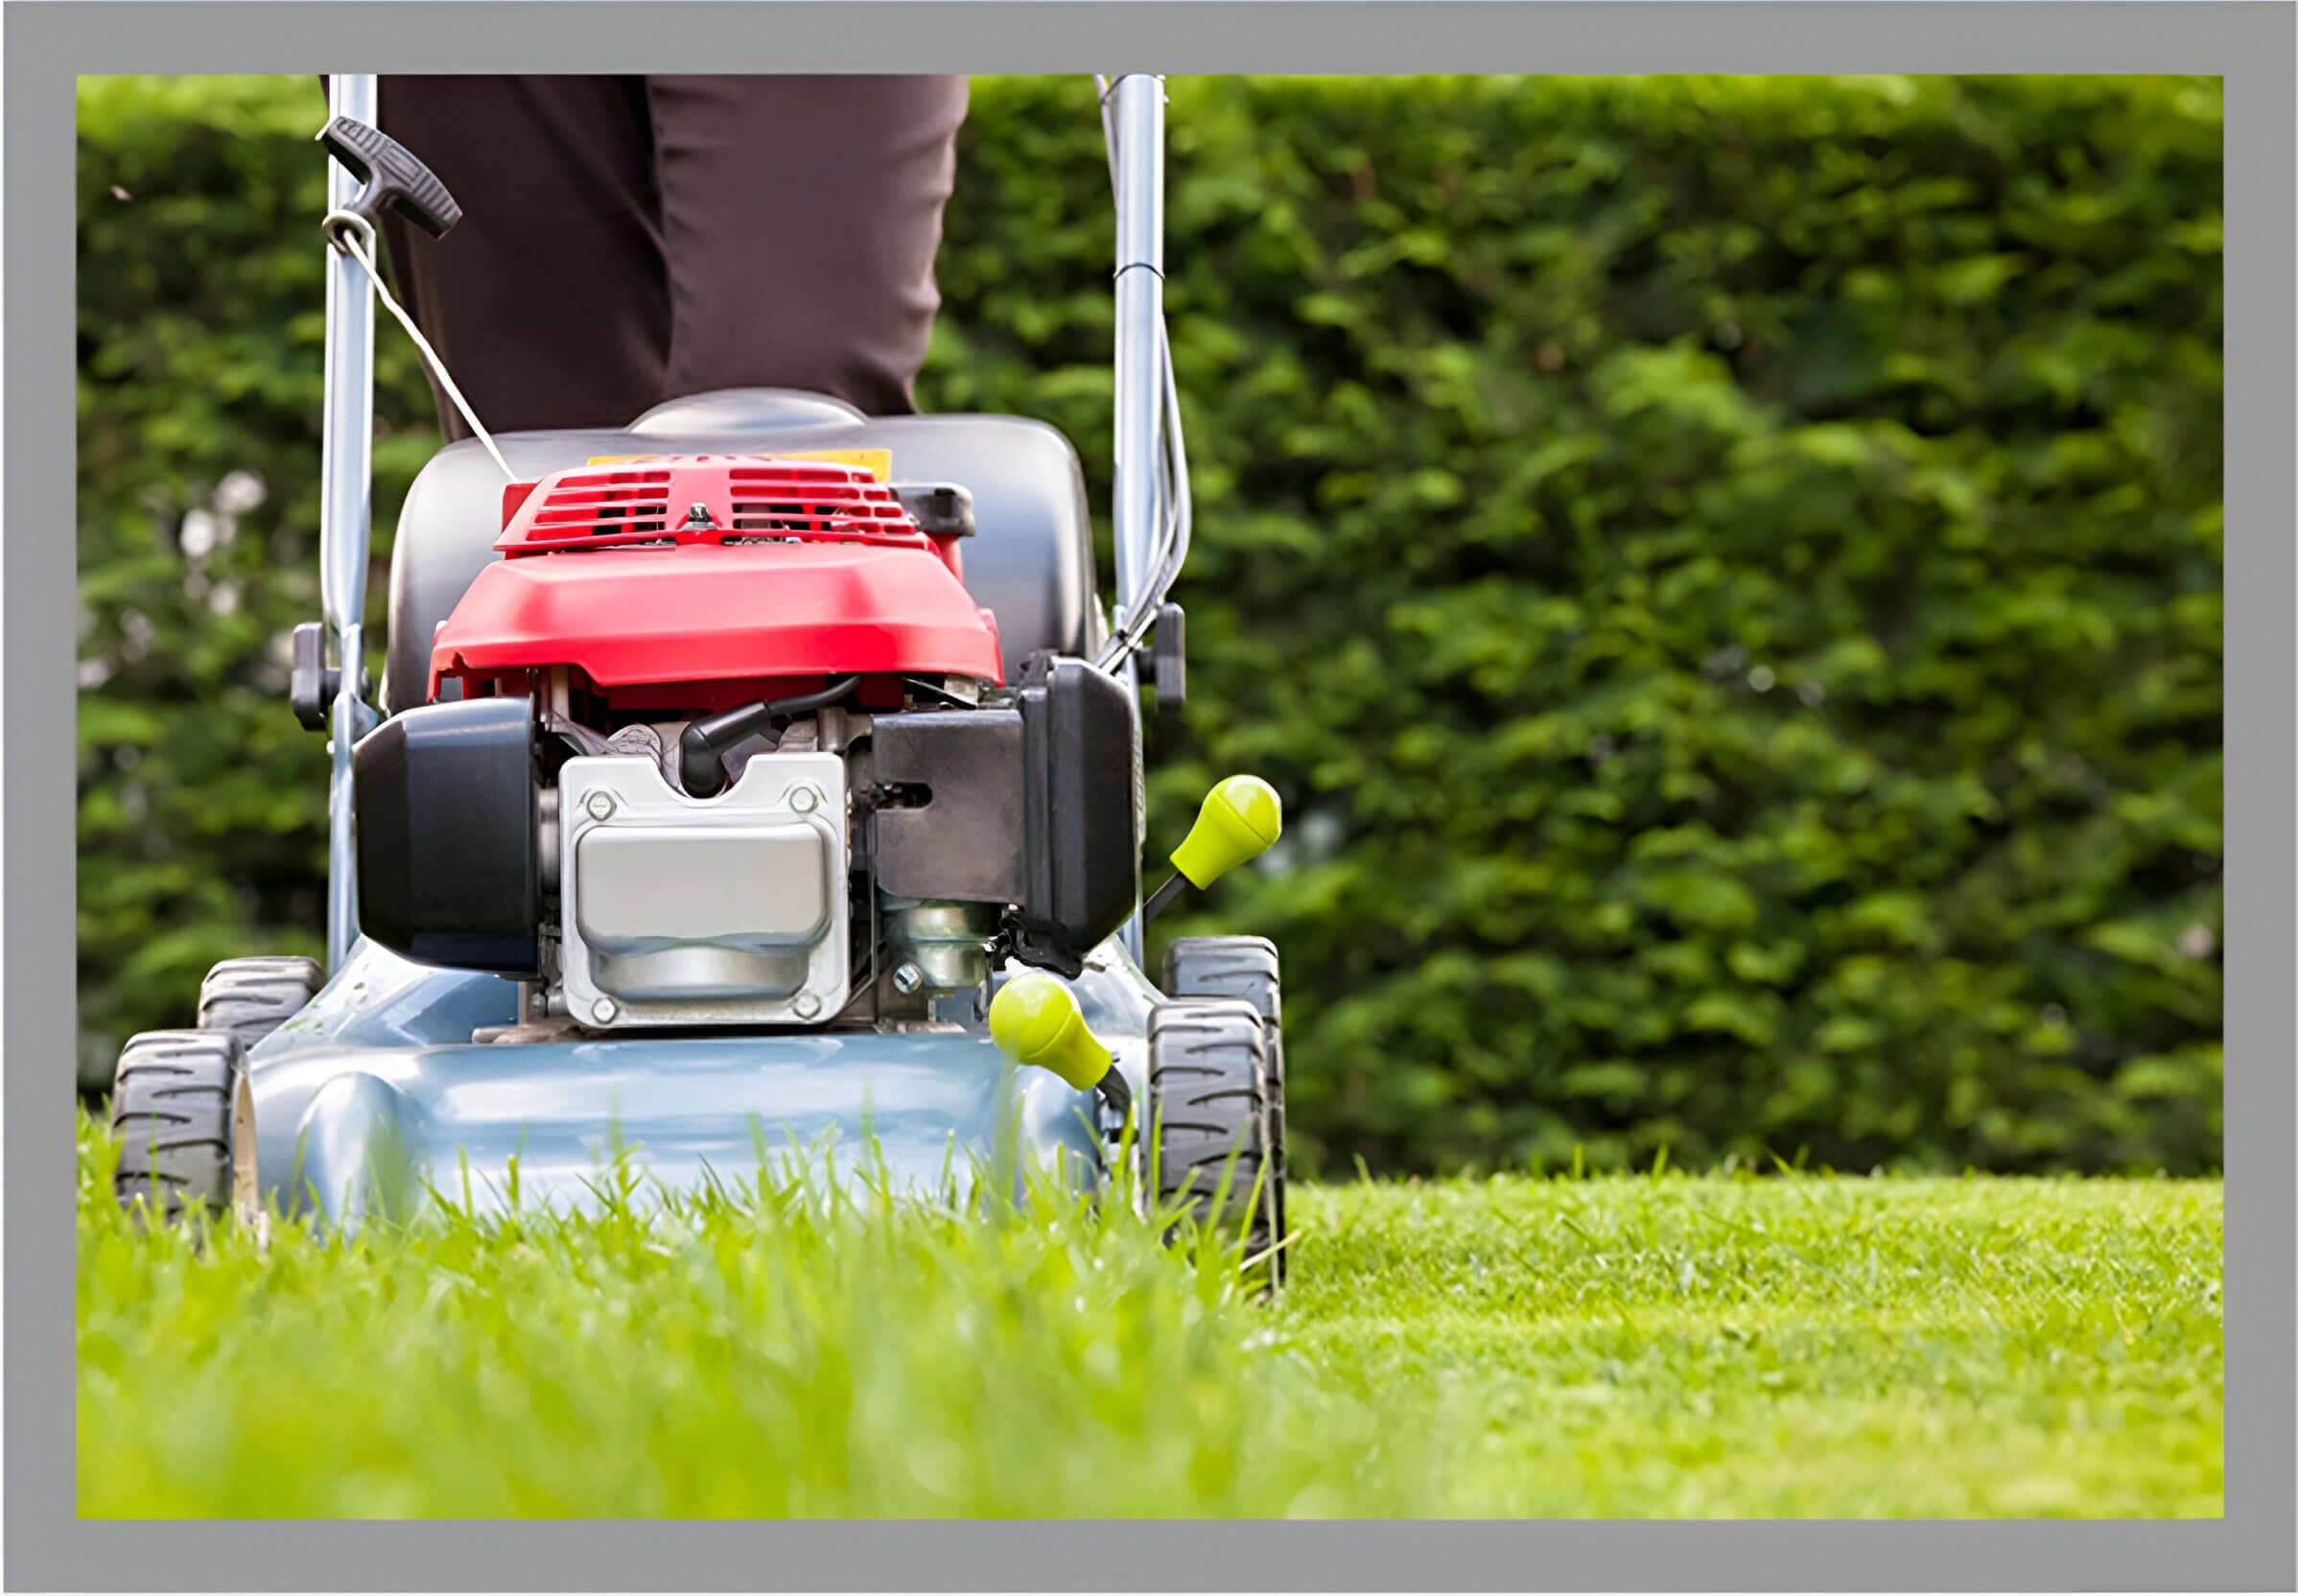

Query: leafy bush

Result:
[76,74,2222,1174]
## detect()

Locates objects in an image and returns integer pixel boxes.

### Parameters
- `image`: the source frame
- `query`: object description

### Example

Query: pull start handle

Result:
[317,115,461,240]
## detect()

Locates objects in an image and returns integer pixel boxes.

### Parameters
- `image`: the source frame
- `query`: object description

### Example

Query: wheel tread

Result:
[108,1029,248,1223]
[1161,938,1287,1286]
[1146,997,1280,1279]
[197,956,323,1049]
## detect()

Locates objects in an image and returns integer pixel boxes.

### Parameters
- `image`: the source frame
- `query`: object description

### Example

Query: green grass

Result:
[77,1116,2221,1518]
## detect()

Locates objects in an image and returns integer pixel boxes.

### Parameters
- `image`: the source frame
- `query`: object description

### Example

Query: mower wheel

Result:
[1147,997,1283,1286]
[109,1030,257,1227]
[1162,938,1287,1282]
[198,955,323,1050]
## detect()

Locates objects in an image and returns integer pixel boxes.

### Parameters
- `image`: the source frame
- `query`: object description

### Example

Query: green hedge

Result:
[76,75,2223,1175]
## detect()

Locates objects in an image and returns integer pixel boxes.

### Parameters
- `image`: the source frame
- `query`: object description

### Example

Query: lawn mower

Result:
[107,74,1290,1276]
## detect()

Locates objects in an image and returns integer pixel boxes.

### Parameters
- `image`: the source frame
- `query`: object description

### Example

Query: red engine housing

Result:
[430,456,1005,711]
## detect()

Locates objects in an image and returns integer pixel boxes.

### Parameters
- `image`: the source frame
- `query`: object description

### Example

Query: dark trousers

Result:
[360,75,970,437]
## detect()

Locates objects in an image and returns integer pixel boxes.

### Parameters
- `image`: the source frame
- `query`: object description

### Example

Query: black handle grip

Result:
[290,622,337,731]
[290,621,372,731]
[317,115,462,239]
[1151,601,1186,710]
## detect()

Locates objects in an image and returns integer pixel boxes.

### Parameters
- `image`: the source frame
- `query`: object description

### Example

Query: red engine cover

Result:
[430,457,1005,703]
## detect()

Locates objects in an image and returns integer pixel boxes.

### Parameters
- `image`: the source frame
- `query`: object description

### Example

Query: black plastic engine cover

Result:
[1015,653,1143,972]
[871,708,1028,904]
[868,653,1142,976]
[352,695,543,977]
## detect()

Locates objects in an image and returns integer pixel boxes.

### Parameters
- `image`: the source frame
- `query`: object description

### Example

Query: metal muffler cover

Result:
[557,753,848,1026]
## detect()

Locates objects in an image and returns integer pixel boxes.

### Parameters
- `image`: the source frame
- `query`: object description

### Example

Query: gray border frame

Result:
[12,4,2289,1589]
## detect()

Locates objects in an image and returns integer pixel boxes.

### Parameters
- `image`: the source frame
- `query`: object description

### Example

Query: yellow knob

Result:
[1168,774,1283,889]
[988,973,1113,1091]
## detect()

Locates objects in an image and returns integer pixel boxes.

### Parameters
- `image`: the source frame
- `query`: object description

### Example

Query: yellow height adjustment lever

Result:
[1141,774,1283,924]
[989,973,1114,1091]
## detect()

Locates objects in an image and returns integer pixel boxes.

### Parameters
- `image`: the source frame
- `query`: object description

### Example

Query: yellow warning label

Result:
[780,448,894,481]
[585,448,894,481]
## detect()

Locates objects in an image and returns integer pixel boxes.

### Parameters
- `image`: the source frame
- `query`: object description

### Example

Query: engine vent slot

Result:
[524,470,674,547]
[726,464,915,541]
[497,458,936,555]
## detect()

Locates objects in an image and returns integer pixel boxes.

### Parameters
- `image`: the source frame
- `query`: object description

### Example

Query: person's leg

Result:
[643,76,969,416]
[370,76,669,437]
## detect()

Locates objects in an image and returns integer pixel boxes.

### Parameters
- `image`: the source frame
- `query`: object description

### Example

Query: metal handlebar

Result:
[319,73,380,973]
[1097,74,1193,677]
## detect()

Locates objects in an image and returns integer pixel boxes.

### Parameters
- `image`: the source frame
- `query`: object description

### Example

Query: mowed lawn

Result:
[76,1117,2221,1518]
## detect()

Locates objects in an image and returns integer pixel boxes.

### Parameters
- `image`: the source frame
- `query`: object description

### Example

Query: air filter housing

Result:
[353,695,543,977]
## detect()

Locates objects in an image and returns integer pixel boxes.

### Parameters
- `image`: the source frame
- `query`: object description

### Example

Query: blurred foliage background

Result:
[77,74,2222,1176]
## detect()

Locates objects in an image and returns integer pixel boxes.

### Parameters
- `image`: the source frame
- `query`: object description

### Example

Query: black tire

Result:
[109,1030,256,1226]
[1163,937,1287,1282]
[197,955,323,1051]
[1147,997,1281,1286]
